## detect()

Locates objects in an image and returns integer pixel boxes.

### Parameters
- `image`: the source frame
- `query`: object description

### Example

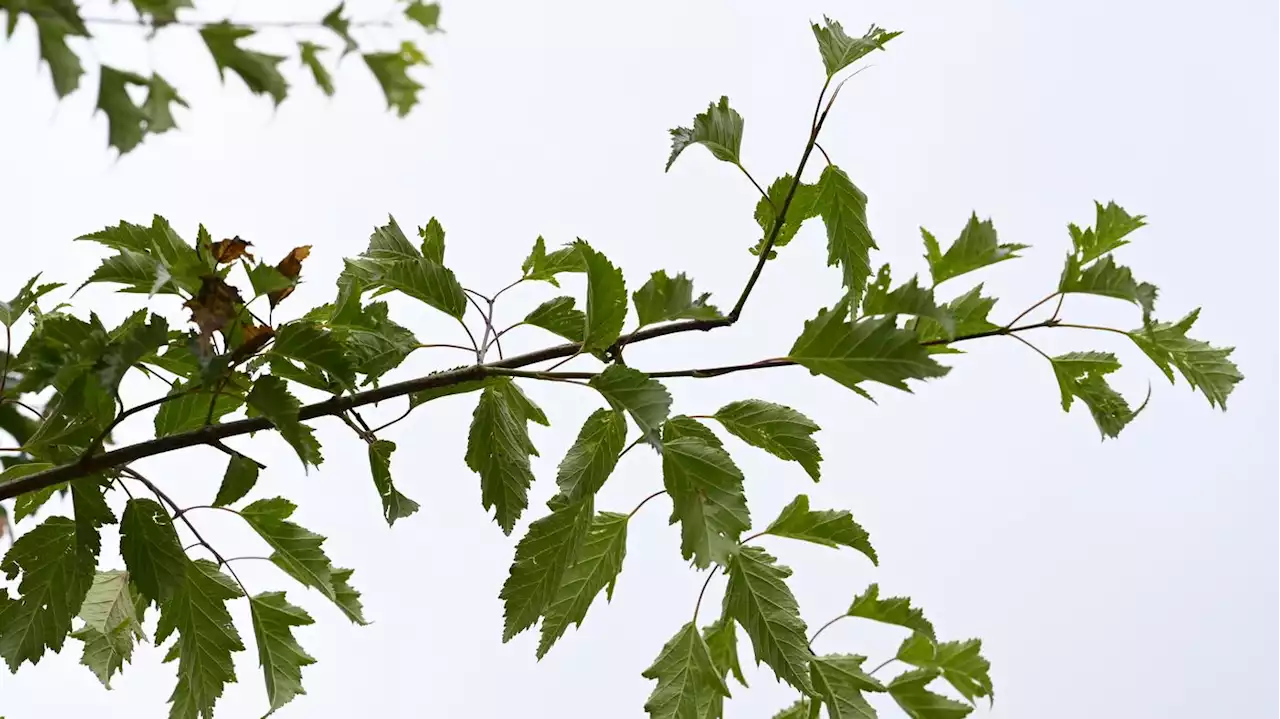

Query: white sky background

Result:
[1,0,1277,717]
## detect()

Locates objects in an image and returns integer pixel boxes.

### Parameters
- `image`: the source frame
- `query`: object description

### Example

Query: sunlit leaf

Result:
[71,570,146,689]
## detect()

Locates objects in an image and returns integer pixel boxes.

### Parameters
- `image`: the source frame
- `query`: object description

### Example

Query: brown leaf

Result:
[230,324,275,365]
[268,245,312,308]
[185,275,245,358]
[210,236,254,263]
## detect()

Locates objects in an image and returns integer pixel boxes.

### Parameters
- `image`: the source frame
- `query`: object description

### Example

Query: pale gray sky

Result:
[0,1,1276,717]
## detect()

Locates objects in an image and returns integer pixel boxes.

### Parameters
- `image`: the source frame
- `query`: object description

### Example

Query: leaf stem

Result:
[692,570,718,623]
[737,163,773,205]
[868,658,895,676]
[627,490,666,518]
[1005,292,1061,329]
[807,614,847,644]
[1054,322,1133,337]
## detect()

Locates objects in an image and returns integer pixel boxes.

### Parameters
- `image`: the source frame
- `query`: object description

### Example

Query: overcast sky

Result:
[1,1,1276,717]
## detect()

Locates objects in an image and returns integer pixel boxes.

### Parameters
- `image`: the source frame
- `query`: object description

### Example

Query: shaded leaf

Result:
[155,559,245,719]
[771,698,816,719]
[789,302,949,394]
[764,495,877,564]
[811,16,901,77]
[246,376,323,469]
[921,214,1027,287]
[364,42,427,117]
[811,653,885,719]
[896,633,993,705]
[712,400,821,481]
[751,174,821,257]
[1058,254,1157,320]
[96,66,150,154]
[723,546,813,694]
[35,18,82,97]
[5,464,57,523]
[154,382,243,438]
[537,511,628,658]
[119,499,187,606]
[418,217,446,264]
[703,617,748,688]
[213,455,260,508]
[522,237,584,286]
[200,22,288,105]
[269,321,356,389]
[574,240,627,352]
[662,429,751,568]
[321,2,357,54]
[409,374,501,408]
[368,440,420,526]
[666,96,744,171]
[1128,309,1242,409]
[249,592,316,714]
[554,409,627,502]
[298,41,335,96]
[847,584,934,639]
[524,296,585,343]
[641,622,730,719]
[887,668,973,719]
[862,266,955,337]
[500,496,594,641]
[816,166,877,302]
[633,271,722,327]
[0,275,62,327]
[404,1,441,32]
[0,515,95,670]
[465,379,545,533]
[380,257,467,319]
[589,365,671,448]
[141,73,188,134]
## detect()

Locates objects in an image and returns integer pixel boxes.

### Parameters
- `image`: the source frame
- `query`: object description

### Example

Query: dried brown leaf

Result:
[210,236,255,263]
[268,245,313,308]
[185,275,245,358]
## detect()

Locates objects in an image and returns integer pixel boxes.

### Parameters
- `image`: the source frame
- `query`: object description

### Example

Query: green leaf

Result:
[155,559,245,719]
[81,250,170,295]
[270,321,356,389]
[589,365,671,448]
[154,382,244,438]
[142,73,188,134]
[95,66,150,154]
[246,376,323,469]
[1069,201,1146,264]
[913,285,998,346]
[811,654,886,719]
[888,668,973,719]
[34,18,82,97]
[816,166,877,302]
[723,546,814,694]
[500,496,594,641]
[0,275,61,327]
[364,215,421,261]
[663,415,724,445]
[129,0,193,25]
[465,379,545,534]
[380,258,467,319]
[239,498,367,625]
[408,374,501,408]
[751,174,821,257]
[213,455,259,508]
[666,96,744,171]
[521,237,584,286]
[5,464,56,522]
[364,43,427,117]
[249,591,316,715]
[1128,309,1242,409]
[368,440,420,526]
[537,511,629,658]
[847,584,935,639]
[325,299,419,385]
[711,400,821,481]
[71,570,146,689]
[641,622,731,719]
[554,409,627,502]
[0,515,95,670]
[771,699,816,719]
[524,296,585,343]
[418,217,446,264]
[97,311,168,390]
[764,495,877,564]
[321,2,357,54]
[811,17,901,77]
[573,240,627,351]
[200,23,288,105]
[662,429,750,569]
[896,633,993,705]
[921,214,1027,288]
[1058,254,1157,320]
[789,302,949,394]
[119,499,187,606]
[862,266,955,337]
[633,271,722,327]
[1049,352,1141,439]
[703,617,747,688]
[298,41,335,96]
[405,1,442,32]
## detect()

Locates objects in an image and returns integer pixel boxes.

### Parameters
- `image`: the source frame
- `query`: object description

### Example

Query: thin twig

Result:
[80,14,395,29]
[1,399,43,417]
[1005,292,1061,329]
[370,400,414,434]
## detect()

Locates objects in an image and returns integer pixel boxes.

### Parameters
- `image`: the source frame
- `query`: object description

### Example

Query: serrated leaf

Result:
[154,381,243,438]
[212,455,259,508]
[72,570,146,688]
[888,668,973,719]
[405,1,441,32]
[364,43,427,117]
[96,66,150,154]
[522,237,585,286]
[663,415,724,445]
[589,365,671,448]
[1070,201,1146,264]
[572,240,627,351]
[921,214,1027,287]
[1049,351,1121,410]
[862,266,955,337]
[298,41,335,96]
[270,321,356,389]
[1049,352,1141,439]
[641,622,731,719]
[711,400,821,481]
[537,511,628,658]
[0,274,61,327]
[771,698,816,719]
[500,496,594,641]
[847,584,934,639]
[896,633,992,705]
[789,302,949,394]
[913,285,998,346]
[249,591,316,715]
[1128,309,1242,409]
[120,499,187,606]
[380,258,467,319]
[554,409,627,502]
[368,440,419,526]
[142,73,188,134]
[1058,254,1157,320]
[418,217,446,264]
[633,271,722,327]
[524,296,585,343]
[666,96,744,171]
[97,311,168,390]
[0,515,95,670]
[239,498,366,625]
[811,17,901,77]
[764,495,877,564]
[811,654,885,719]
[752,174,821,257]
[35,18,82,97]
[6,464,57,522]
[200,23,288,105]
[129,0,193,25]
[465,379,544,534]
[816,165,877,303]
[723,546,814,694]
[408,374,500,408]
[703,618,747,688]
[246,376,323,469]
[321,2,357,54]
[80,250,167,294]
[155,559,245,719]
[662,429,750,569]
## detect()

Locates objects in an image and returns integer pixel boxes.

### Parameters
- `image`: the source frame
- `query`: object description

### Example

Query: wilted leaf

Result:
[268,245,312,309]
[183,275,243,359]
[209,237,253,263]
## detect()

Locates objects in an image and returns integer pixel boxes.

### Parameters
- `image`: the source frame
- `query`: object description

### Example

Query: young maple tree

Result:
[0,12,1244,719]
